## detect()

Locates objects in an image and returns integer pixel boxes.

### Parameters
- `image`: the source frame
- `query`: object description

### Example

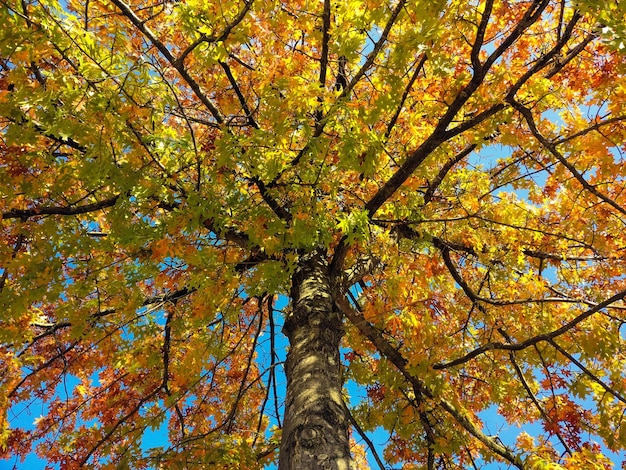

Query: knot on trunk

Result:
[298,425,322,448]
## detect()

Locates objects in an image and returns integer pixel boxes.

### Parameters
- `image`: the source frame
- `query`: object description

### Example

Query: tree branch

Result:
[332,289,525,469]
[365,0,554,217]
[176,0,254,65]
[510,99,626,217]
[498,329,574,455]
[423,144,477,205]
[343,402,386,470]
[274,0,409,180]
[433,289,626,369]
[219,60,259,129]
[554,114,626,146]
[2,195,120,220]
[385,53,428,139]
[470,0,495,73]
[548,337,626,405]
[250,177,292,222]
[110,0,224,124]
[318,0,331,91]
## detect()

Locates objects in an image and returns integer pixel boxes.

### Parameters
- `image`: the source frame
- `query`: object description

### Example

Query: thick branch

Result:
[433,289,626,369]
[545,31,596,79]
[318,0,331,90]
[341,254,380,288]
[470,0,495,73]
[2,195,120,220]
[219,60,259,129]
[366,0,553,217]
[332,289,525,468]
[510,99,626,217]
[110,0,224,124]
[250,177,292,222]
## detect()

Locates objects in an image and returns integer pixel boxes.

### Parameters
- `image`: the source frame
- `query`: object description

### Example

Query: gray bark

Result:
[279,251,352,470]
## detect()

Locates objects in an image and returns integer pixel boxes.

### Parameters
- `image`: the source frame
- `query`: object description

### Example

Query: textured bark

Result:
[279,251,352,470]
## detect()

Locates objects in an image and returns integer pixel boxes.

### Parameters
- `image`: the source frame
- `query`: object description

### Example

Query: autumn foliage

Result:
[1,0,626,468]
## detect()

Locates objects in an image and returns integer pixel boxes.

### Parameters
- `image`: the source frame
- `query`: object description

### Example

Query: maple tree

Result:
[1,0,626,468]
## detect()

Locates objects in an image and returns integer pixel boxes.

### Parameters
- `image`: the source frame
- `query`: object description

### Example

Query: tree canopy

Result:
[1,0,626,468]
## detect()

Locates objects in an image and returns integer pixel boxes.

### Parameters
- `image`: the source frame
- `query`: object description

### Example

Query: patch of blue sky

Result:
[479,398,623,467]
[78,219,106,238]
[253,295,288,431]
[467,142,550,207]
[7,371,83,470]
[139,398,171,453]
[473,343,625,468]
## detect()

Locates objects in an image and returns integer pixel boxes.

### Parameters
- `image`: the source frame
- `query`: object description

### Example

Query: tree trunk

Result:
[279,251,352,470]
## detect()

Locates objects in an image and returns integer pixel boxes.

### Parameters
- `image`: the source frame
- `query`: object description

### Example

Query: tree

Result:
[1,0,626,468]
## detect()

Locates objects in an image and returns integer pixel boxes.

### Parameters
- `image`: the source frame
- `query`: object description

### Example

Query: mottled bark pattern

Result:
[279,251,352,470]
